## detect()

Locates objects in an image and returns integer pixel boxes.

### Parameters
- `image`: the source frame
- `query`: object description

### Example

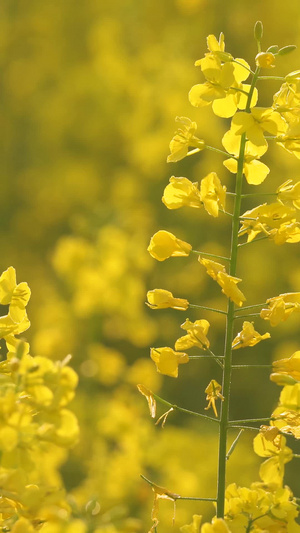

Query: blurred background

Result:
[2,0,300,530]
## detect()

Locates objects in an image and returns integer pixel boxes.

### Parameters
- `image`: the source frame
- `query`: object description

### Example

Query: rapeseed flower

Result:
[200,172,226,217]
[222,129,270,185]
[232,321,270,349]
[199,258,246,306]
[146,289,189,311]
[204,379,224,417]
[272,351,300,382]
[260,292,300,326]
[150,347,189,377]
[277,179,300,209]
[162,177,202,209]
[175,318,210,350]
[167,117,205,163]
[147,231,192,261]
[255,52,276,68]
[229,107,287,152]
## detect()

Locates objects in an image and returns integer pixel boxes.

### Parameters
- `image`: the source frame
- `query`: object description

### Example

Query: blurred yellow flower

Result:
[200,172,226,217]
[146,289,189,310]
[150,347,189,377]
[137,384,156,418]
[232,321,270,349]
[0,267,31,323]
[180,514,202,533]
[204,379,224,417]
[162,177,202,209]
[167,117,205,163]
[147,231,192,261]
[175,318,210,350]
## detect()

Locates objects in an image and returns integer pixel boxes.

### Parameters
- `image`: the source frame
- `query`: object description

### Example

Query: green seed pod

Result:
[254,21,263,42]
[278,45,297,56]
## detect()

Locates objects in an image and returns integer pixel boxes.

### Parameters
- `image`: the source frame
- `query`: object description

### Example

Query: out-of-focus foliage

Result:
[2,0,300,531]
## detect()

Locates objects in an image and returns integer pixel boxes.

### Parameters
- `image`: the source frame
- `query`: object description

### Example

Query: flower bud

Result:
[255,52,275,69]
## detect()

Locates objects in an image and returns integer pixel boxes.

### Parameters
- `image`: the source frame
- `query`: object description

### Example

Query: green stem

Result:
[233,313,261,319]
[189,303,227,315]
[140,475,217,501]
[229,417,271,424]
[216,67,260,519]
[206,145,237,159]
[258,76,285,80]
[191,250,230,262]
[152,393,219,423]
[231,364,272,369]
[238,236,269,247]
[235,303,265,312]
[241,192,277,198]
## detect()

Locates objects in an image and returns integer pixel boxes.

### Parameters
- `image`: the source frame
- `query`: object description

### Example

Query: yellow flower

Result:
[239,202,297,242]
[137,384,156,418]
[260,292,300,326]
[230,107,287,152]
[199,258,246,307]
[147,230,192,261]
[199,257,225,280]
[277,179,300,209]
[253,432,293,486]
[217,272,246,307]
[167,117,205,163]
[200,172,226,217]
[232,321,270,349]
[276,121,300,159]
[0,267,31,323]
[204,379,224,417]
[175,318,210,350]
[162,177,202,209]
[272,351,300,382]
[222,129,270,185]
[272,409,300,439]
[255,52,276,69]
[201,518,231,533]
[150,347,189,377]
[269,221,300,245]
[273,79,300,125]
[146,289,189,311]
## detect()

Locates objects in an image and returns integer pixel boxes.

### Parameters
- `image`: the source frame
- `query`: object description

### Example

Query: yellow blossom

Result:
[199,258,246,306]
[137,384,156,418]
[175,318,210,350]
[146,289,189,311]
[167,117,205,163]
[162,177,202,209]
[277,179,300,209]
[230,107,287,152]
[150,347,189,378]
[269,221,300,244]
[205,379,224,417]
[272,409,300,439]
[276,121,300,159]
[148,481,179,533]
[232,321,270,349]
[0,267,31,323]
[239,202,297,242]
[200,172,226,217]
[201,518,231,533]
[272,351,300,382]
[260,292,300,326]
[189,34,256,118]
[255,52,276,68]
[222,129,270,185]
[147,230,192,261]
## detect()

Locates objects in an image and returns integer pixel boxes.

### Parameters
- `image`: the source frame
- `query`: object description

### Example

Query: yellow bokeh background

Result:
[2,0,300,530]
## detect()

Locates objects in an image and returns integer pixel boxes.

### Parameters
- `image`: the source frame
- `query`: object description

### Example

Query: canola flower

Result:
[142,21,300,532]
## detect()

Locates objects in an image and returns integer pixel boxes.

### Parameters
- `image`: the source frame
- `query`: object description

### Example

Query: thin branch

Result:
[206,145,237,159]
[189,303,227,315]
[229,417,272,425]
[233,313,261,319]
[258,75,285,80]
[241,192,277,198]
[231,364,272,369]
[238,236,269,247]
[152,393,220,423]
[140,475,217,501]
[235,303,265,312]
[191,250,230,262]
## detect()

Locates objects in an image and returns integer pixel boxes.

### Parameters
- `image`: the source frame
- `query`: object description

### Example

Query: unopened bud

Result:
[278,45,297,56]
[255,52,276,69]
[270,373,298,386]
[254,21,263,42]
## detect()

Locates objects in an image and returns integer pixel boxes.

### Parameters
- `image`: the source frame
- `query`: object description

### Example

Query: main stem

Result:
[216,67,260,517]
